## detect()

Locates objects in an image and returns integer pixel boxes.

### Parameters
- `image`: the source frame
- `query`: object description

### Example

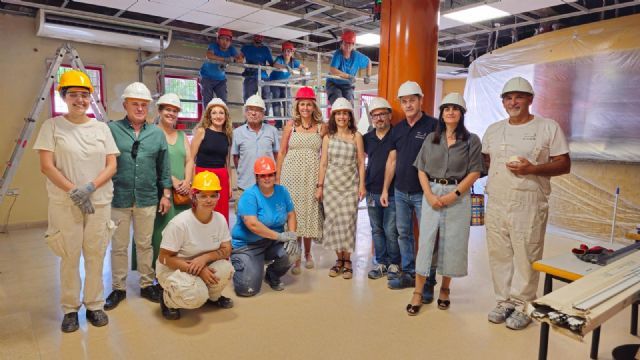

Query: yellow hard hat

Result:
[192,171,222,191]
[57,70,94,93]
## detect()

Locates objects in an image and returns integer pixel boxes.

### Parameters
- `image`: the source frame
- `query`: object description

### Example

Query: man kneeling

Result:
[156,171,234,320]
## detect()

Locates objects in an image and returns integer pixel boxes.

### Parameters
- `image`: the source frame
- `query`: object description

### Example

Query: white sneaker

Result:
[387,264,400,280]
[488,303,515,324]
[367,264,387,279]
[506,310,532,330]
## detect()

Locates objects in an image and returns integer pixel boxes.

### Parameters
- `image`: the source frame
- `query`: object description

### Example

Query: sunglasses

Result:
[131,140,140,159]
[257,173,275,179]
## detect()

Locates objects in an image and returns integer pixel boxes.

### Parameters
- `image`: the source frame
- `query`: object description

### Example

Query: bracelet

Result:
[316,184,324,188]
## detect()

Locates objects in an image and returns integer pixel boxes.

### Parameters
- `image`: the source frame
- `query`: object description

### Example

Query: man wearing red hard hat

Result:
[241,34,275,107]
[200,28,244,108]
[327,30,372,104]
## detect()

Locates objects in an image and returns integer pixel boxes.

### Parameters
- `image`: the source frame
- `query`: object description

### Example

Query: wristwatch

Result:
[454,189,461,197]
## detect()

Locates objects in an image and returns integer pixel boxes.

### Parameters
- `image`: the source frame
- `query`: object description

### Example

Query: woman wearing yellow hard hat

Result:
[156,171,235,320]
[230,156,299,296]
[33,69,119,332]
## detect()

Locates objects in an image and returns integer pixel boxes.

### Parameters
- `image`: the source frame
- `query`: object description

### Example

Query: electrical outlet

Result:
[6,188,19,196]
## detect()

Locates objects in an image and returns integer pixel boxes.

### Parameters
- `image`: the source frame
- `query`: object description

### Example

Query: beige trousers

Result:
[110,206,156,290]
[157,260,234,309]
[47,202,114,314]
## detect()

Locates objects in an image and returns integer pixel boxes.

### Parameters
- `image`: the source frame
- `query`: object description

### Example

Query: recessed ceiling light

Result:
[356,33,380,46]
[443,5,510,24]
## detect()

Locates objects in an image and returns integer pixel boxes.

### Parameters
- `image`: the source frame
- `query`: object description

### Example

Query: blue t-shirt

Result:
[269,56,302,81]
[231,184,295,248]
[327,49,370,85]
[241,44,274,79]
[199,43,239,81]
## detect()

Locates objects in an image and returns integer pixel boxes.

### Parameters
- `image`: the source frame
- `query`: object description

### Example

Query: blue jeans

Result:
[270,86,291,118]
[367,193,400,266]
[230,239,291,297]
[326,82,354,104]
[243,76,271,103]
[201,77,227,108]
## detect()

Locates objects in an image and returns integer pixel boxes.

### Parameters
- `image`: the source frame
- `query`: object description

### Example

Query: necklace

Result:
[301,121,313,130]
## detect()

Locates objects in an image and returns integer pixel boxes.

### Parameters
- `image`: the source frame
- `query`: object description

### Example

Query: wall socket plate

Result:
[6,188,19,196]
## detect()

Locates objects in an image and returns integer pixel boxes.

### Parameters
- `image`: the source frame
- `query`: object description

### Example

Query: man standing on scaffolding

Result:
[200,28,243,107]
[241,35,274,107]
[326,30,372,105]
[270,41,307,119]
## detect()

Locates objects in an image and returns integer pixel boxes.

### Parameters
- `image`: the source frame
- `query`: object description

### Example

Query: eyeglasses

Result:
[371,112,390,120]
[66,91,91,100]
[131,140,140,159]
[195,192,220,200]
[257,173,275,179]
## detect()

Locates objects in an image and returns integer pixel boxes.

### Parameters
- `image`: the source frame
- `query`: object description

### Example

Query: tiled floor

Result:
[0,210,635,359]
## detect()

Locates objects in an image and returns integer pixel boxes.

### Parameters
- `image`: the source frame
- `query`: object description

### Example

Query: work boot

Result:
[506,310,532,330]
[207,295,234,309]
[488,303,515,324]
[160,292,180,320]
[387,264,400,280]
[140,285,161,303]
[104,290,126,311]
[61,312,79,333]
[265,274,285,291]
[387,273,415,290]
[86,309,109,327]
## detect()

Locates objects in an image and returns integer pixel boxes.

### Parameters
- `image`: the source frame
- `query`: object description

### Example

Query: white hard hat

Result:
[157,93,181,110]
[397,81,423,99]
[440,92,467,113]
[244,94,266,110]
[122,82,153,101]
[368,97,392,114]
[331,97,353,114]
[501,76,534,97]
[205,97,229,114]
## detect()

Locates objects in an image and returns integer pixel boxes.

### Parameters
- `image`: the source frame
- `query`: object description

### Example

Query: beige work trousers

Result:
[485,190,548,307]
[47,202,114,314]
[111,206,156,290]
[157,260,234,309]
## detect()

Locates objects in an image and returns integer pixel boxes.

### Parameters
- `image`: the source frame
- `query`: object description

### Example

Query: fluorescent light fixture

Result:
[443,5,510,24]
[356,33,380,46]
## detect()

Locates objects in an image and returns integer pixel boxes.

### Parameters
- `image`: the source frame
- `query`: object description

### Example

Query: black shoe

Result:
[208,295,234,309]
[61,312,79,333]
[140,285,161,303]
[86,309,109,327]
[160,292,180,320]
[104,290,126,311]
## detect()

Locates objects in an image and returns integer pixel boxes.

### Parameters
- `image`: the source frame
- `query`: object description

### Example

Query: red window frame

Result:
[162,74,202,122]
[50,64,105,118]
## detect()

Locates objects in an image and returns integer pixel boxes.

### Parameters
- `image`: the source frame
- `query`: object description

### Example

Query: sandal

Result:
[291,259,302,275]
[329,259,344,277]
[342,259,353,279]
[305,253,315,269]
[437,288,451,310]
[406,291,423,316]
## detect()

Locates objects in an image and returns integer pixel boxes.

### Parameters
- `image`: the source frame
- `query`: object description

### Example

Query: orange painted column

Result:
[378,0,440,123]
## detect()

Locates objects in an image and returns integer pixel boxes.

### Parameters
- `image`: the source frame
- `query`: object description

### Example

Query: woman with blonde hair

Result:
[276,87,325,274]
[191,98,233,223]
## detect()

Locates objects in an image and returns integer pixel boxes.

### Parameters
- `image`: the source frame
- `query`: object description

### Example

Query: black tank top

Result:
[195,128,229,168]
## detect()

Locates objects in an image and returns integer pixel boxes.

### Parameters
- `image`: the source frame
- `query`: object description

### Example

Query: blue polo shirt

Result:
[241,44,274,79]
[364,127,394,195]
[200,43,239,81]
[231,184,295,248]
[269,56,302,81]
[327,49,370,86]
[390,112,437,193]
[231,123,280,190]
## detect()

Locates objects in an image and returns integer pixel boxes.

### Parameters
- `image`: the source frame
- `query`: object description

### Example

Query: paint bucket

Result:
[470,186,484,226]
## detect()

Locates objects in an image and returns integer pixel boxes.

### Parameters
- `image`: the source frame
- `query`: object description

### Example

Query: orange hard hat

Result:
[342,30,356,44]
[281,41,295,51]
[295,86,316,100]
[218,28,233,39]
[254,156,276,175]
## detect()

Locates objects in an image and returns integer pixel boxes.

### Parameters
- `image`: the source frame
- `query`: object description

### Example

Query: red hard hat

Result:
[254,34,264,40]
[254,156,276,175]
[295,87,316,100]
[342,30,356,44]
[218,28,233,39]
[281,41,295,51]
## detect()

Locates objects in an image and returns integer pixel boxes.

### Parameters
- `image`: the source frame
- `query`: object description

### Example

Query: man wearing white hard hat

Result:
[231,94,280,199]
[380,81,438,302]
[363,97,400,280]
[482,76,570,330]
[105,82,172,311]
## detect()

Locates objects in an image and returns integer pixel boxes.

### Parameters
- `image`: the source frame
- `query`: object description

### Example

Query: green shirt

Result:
[109,118,172,208]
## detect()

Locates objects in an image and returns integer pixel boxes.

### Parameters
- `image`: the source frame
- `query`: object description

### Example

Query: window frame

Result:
[49,64,105,118]
[162,74,202,122]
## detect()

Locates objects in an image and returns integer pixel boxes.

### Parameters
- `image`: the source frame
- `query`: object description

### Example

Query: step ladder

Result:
[0,43,107,206]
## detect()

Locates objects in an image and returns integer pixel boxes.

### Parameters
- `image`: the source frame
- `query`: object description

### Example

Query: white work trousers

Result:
[158,260,234,309]
[47,202,114,314]
[485,190,548,306]
[111,206,156,290]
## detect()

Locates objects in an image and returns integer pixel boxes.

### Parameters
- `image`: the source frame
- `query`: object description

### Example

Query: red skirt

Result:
[195,166,230,224]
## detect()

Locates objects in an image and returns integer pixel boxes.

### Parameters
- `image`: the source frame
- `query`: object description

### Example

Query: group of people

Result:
[200,28,372,117]
[36,67,570,333]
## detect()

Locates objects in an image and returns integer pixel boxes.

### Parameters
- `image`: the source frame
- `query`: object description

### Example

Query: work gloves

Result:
[223,57,235,64]
[363,75,371,84]
[348,75,357,84]
[277,231,297,243]
[69,182,96,215]
[277,231,301,259]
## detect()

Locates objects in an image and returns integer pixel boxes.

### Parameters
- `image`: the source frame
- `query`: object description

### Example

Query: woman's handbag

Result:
[172,189,191,206]
[470,186,485,226]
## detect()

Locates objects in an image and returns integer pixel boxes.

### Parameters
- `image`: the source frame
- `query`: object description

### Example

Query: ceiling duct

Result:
[36,9,171,52]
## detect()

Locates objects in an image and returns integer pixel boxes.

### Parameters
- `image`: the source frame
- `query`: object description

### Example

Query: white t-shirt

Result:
[482,115,569,197]
[33,116,120,205]
[156,210,231,278]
